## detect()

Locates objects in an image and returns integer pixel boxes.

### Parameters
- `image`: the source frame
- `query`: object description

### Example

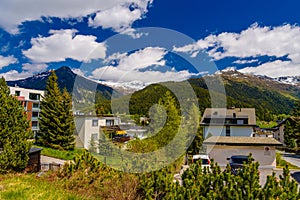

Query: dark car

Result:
[227,155,251,175]
[112,134,131,143]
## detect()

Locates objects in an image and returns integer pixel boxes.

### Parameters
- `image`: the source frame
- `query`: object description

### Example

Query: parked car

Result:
[192,154,211,170]
[227,155,252,175]
[112,134,131,143]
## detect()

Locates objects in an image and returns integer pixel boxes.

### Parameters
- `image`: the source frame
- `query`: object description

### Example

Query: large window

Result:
[29,93,40,100]
[106,119,114,126]
[92,119,98,127]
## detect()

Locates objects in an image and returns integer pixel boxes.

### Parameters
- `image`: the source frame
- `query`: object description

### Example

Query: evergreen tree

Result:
[0,77,32,172]
[38,71,75,150]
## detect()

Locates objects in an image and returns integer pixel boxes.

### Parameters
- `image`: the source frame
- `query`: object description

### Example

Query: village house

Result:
[74,115,121,149]
[201,108,282,168]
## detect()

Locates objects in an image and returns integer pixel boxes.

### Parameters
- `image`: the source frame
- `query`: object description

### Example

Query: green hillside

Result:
[100,71,300,121]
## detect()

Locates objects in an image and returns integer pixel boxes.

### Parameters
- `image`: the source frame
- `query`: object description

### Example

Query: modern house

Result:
[9,86,44,134]
[201,108,256,138]
[74,115,121,149]
[201,108,282,168]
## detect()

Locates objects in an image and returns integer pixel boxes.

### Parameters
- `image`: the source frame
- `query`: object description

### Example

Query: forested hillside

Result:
[99,71,300,121]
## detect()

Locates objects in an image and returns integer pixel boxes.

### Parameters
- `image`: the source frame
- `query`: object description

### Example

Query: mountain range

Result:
[6,66,300,119]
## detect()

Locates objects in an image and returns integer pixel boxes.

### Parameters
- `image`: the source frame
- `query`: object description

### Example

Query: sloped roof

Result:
[201,108,256,125]
[203,136,282,146]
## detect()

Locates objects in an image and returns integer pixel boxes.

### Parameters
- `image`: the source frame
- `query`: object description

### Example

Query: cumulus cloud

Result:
[23,29,106,63]
[0,63,49,81]
[174,23,300,77]
[22,63,48,73]
[239,60,300,77]
[88,1,152,33]
[89,47,200,83]
[174,24,300,60]
[0,55,17,69]
[0,0,153,34]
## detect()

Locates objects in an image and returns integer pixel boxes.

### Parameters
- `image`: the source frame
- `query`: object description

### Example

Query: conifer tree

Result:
[38,71,75,150]
[0,77,32,172]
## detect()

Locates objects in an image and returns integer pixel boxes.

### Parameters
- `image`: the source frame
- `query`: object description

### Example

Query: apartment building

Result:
[9,86,44,134]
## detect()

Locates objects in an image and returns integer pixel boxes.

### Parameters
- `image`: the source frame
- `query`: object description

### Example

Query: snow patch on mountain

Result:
[98,80,147,94]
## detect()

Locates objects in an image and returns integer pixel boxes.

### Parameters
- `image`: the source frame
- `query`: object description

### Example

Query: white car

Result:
[192,154,211,170]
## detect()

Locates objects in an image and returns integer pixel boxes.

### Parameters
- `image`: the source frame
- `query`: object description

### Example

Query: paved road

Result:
[277,151,300,184]
[281,151,300,167]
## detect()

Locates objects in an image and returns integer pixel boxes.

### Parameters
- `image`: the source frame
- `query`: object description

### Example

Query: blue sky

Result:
[1,0,300,83]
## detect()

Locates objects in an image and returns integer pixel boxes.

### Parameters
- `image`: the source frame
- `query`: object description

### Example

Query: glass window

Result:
[106,119,114,126]
[32,112,39,117]
[29,93,40,100]
[15,91,20,96]
[32,121,38,127]
[237,120,244,125]
[92,119,98,127]
[32,103,39,108]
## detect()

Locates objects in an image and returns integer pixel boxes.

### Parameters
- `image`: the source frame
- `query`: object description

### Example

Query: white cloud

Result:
[0,63,49,81]
[23,29,106,63]
[233,59,259,64]
[22,63,48,73]
[174,24,300,61]
[90,47,200,83]
[88,1,151,32]
[0,0,153,34]
[239,60,300,78]
[0,55,17,69]
[174,23,300,77]
[71,68,86,77]
[91,66,195,83]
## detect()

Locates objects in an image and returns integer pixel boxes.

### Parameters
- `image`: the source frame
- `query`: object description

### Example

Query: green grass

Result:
[33,145,84,160]
[0,174,86,200]
[256,121,278,128]
[276,152,300,169]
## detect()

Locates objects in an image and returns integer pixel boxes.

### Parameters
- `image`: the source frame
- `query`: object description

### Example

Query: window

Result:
[32,121,38,127]
[92,119,98,127]
[15,91,20,96]
[226,126,230,136]
[237,120,244,125]
[32,112,39,118]
[106,119,114,126]
[32,103,39,108]
[29,93,40,100]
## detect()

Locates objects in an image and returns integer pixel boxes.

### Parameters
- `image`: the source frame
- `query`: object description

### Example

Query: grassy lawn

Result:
[0,174,86,200]
[276,152,300,170]
[33,145,84,160]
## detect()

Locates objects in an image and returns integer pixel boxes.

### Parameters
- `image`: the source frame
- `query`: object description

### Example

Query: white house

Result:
[203,136,282,168]
[201,108,282,168]
[74,115,121,149]
[201,108,256,138]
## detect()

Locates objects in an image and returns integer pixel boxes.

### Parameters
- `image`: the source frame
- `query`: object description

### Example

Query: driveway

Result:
[277,151,300,185]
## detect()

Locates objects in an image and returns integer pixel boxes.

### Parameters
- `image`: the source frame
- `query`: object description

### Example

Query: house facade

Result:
[201,108,256,138]
[9,86,44,134]
[201,108,282,168]
[204,136,282,168]
[74,115,121,149]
